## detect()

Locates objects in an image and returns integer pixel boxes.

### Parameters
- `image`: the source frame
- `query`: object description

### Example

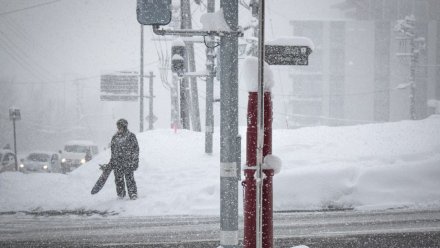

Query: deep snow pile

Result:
[0,116,439,216]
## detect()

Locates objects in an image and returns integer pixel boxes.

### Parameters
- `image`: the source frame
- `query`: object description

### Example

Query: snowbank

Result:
[1,116,439,216]
[240,56,274,92]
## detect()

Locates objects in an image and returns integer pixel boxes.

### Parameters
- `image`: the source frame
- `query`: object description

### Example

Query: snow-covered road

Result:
[1,209,440,247]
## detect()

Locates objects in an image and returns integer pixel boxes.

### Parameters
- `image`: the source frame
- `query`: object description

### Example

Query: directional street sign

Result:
[264,45,312,65]
[100,71,139,101]
[100,72,139,95]
[9,109,21,121]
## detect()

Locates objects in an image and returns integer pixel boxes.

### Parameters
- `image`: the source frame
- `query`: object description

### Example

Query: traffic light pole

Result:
[220,1,239,247]
[145,3,242,246]
[140,24,145,132]
[148,71,155,130]
[12,118,18,171]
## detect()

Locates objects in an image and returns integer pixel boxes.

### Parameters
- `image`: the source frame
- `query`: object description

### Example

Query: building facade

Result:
[287,0,440,127]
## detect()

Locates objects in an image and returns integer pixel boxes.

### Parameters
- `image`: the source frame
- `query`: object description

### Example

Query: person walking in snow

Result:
[110,119,139,200]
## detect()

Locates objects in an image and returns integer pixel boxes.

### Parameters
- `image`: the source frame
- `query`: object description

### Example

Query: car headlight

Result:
[43,165,48,170]
[19,164,24,168]
[81,158,86,164]
[61,158,66,163]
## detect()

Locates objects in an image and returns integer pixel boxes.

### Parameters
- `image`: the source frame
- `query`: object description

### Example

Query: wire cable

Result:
[0,0,63,17]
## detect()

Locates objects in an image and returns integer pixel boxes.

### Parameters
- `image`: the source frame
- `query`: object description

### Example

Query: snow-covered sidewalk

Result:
[1,116,439,216]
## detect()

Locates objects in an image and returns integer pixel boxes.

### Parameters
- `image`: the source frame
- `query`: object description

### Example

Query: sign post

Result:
[100,71,156,132]
[9,108,21,171]
[243,2,314,248]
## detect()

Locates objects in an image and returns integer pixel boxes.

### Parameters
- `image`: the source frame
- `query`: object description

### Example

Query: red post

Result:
[243,92,273,248]
[262,92,273,247]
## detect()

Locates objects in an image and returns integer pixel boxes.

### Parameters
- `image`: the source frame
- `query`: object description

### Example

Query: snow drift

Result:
[1,116,439,216]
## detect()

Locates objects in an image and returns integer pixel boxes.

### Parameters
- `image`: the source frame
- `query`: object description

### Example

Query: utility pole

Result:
[205,0,215,154]
[148,71,155,130]
[395,15,425,120]
[136,2,242,245]
[183,0,201,132]
[140,24,145,132]
[409,35,417,120]
[188,48,202,131]
[171,74,180,129]
[9,108,20,171]
[219,0,239,248]
[179,0,190,130]
[180,0,202,131]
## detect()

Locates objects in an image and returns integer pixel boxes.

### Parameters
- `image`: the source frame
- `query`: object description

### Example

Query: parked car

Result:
[19,151,61,173]
[0,149,16,173]
[60,140,99,173]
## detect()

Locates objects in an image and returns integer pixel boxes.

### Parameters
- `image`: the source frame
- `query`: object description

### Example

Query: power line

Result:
[0,35,50,82]
[0,60,160,85]
[0,29,58,81]
[0,0,62,17]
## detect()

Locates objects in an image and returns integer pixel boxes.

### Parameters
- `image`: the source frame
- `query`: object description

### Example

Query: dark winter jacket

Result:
[110,130,139,171]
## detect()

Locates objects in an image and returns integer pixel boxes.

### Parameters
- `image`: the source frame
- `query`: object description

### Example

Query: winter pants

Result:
[114,168,137,199]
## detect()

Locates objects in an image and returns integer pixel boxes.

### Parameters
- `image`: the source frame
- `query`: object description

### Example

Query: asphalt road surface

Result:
[1,208,440,247]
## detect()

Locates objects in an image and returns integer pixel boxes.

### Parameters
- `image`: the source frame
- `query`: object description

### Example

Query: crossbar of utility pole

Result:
[153,25,243,37]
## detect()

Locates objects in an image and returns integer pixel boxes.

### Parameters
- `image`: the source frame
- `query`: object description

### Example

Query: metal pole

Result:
[256,0,265,247]
[409,36,416,120]
[149,71,154,130]
[205,0,215,154]
[181,0,201,132]
[220,0,239,247]
[140,24,145,132]
[180,0,191,130]
[171,74,180,129]
[244,92,258,248]
[13,118,18,171]
[188,47,202,132]
[262,92,274,248]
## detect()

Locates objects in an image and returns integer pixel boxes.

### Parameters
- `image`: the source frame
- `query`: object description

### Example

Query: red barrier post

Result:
[243,92,273,248]
[262,92,273,247]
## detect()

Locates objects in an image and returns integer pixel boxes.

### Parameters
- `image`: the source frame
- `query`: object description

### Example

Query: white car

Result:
[0,149,16,173]
[60,140,99,173]
[20,152,62,173]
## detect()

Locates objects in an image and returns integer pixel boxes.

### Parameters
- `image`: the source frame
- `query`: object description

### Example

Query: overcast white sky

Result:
[0,0,344,151]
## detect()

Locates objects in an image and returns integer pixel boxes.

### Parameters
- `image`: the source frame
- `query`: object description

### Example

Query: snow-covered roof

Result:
[26,151,57,156]
[266,36,315,51]
[171,38,185,47]
[171,54,184,61]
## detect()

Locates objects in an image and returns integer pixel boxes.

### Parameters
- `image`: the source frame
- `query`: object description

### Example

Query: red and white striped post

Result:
[243,91,273,248]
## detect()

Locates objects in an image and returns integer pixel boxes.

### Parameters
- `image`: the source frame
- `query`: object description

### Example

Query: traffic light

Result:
[171,40,186,76]
[137,0,172,26]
